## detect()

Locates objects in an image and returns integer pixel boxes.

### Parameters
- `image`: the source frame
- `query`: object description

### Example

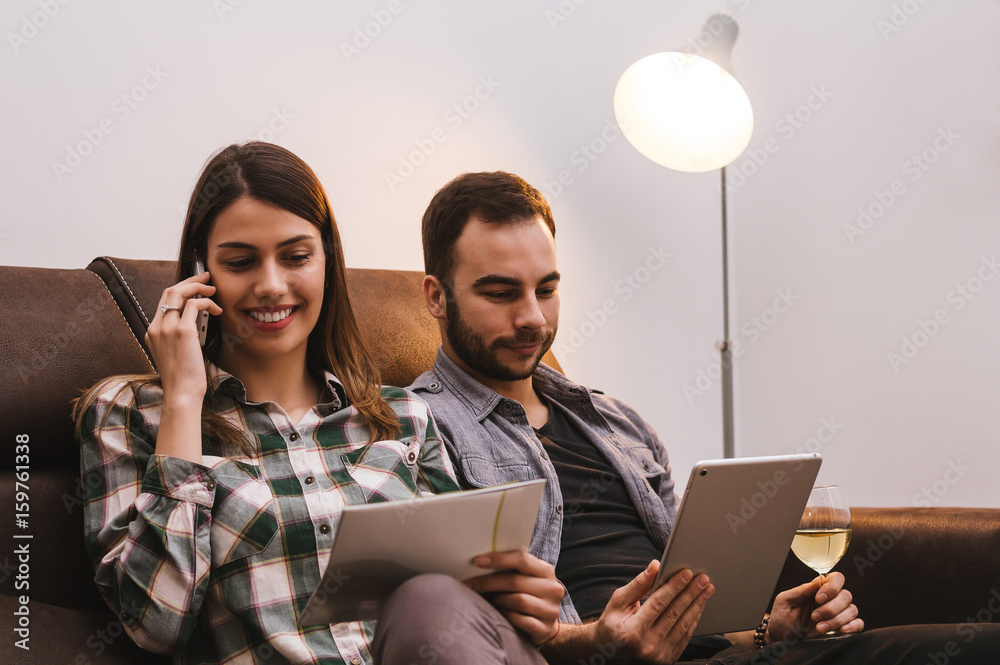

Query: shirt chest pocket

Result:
[207,462,280,567]
[342,437,422,502]
[457,453,532,490]
[620,444,668,494]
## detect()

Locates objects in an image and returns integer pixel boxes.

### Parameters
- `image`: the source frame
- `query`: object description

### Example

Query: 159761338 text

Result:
[13,433,31,651]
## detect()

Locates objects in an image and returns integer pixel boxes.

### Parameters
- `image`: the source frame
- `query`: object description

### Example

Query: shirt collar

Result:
[207,362,345,411]
[426,346,584,419]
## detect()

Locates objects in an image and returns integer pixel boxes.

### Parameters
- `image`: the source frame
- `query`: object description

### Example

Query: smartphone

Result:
[192,253,210,347]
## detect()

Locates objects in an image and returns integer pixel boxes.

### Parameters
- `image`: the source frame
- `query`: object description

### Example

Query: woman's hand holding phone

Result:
[145,271,222,463]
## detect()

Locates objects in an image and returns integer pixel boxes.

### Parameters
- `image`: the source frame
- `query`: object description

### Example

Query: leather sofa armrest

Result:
[86,256,178,362]
[774,507,1000,630]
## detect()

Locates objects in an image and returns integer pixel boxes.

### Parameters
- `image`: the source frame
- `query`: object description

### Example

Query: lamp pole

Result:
[719,166,735,458]
[612,12,751,459]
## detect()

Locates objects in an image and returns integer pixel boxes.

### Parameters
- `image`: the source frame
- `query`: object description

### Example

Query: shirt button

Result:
[428,382,440,391]
[643,462,651,471]
[206,480,216,491]
[319,523,331,534]
[304,476,315,485]
[289,432,299,441]
[351,658,362,665]
[406,451,417,464]
[502,403,512,412]
[556,504,563,514]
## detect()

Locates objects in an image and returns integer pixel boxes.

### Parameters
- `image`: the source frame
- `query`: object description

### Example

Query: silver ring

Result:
[160,305,182,314]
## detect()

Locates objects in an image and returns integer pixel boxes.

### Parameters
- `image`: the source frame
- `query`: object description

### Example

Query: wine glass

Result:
[790,485,852,638]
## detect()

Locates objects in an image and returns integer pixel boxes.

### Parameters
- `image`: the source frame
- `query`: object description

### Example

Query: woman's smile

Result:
[244,304,298,328]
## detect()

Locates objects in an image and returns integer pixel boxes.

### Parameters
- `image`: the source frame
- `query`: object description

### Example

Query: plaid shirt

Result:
[79,364,460,665]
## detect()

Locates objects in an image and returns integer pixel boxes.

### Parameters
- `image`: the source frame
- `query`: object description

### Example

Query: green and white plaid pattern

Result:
[79,364,460,664]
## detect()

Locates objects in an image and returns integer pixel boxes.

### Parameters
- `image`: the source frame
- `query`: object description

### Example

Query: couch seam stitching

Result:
[84,271,155,372]
[105,256,151,327]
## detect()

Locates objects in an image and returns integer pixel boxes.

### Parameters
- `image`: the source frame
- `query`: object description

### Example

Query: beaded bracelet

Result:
[754,612,770,649]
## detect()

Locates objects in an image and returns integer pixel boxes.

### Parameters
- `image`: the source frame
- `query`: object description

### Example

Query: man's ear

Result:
[422,275,447,320]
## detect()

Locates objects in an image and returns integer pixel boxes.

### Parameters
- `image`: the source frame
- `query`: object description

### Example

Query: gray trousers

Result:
[373,574,545,665]
[374,574,1000,664]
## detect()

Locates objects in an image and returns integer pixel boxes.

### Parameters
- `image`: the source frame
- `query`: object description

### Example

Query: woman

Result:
[74,142,561,664]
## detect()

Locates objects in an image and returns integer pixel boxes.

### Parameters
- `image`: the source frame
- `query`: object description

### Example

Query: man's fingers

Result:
[606,560,660,612]
[811,588,854,626]
[662,582,713,662]
[640,568,698,617]
[466,556,562,648]
[496,609,551,645]
[465,570,563,600]
[838,617,865,634]
[486,590,560,622]
[778,576,824,606]
[815,602,859,634]
[814,572,844,605]
[647,574,712,635]
[474,550,552,578]
[591,567,713,663]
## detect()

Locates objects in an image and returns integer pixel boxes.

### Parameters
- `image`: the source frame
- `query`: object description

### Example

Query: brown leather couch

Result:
[1,257,997,664]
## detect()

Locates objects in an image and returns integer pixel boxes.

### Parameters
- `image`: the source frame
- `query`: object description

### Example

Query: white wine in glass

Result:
[790,527,851,575]
[790,485,852,638]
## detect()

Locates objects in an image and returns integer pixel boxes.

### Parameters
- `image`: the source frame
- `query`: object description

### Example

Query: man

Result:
[407,171,1000,663]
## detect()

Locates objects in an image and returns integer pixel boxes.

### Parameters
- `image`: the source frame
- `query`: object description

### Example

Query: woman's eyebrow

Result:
[277,234,316,248]
[215,234,315,250]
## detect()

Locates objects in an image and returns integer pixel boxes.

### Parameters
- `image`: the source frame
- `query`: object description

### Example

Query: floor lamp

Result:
[613,13,754,458]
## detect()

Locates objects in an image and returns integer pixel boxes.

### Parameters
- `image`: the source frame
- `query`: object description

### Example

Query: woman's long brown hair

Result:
[74,142,400,455]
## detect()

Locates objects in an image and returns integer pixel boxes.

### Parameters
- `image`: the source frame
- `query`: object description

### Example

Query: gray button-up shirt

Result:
[410,348,678,622]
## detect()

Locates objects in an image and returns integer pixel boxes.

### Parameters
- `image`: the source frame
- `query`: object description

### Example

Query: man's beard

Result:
[444,296,556,382]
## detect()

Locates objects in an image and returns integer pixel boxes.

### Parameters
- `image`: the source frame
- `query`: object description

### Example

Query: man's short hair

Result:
[421,171,556,285]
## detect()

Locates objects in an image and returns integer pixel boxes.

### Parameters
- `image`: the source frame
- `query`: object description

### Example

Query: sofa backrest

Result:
[0,257,559,612]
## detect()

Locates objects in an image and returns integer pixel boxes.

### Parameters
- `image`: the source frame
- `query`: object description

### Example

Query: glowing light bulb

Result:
[614,15,754,173]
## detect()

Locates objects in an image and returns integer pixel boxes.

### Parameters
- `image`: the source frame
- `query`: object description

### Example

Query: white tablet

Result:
[652,454,822,636]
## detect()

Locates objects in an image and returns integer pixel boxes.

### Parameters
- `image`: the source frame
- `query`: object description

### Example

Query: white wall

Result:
[3,0,997,507]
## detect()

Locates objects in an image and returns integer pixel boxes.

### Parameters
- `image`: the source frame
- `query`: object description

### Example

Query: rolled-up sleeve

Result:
[79,382,214,654]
